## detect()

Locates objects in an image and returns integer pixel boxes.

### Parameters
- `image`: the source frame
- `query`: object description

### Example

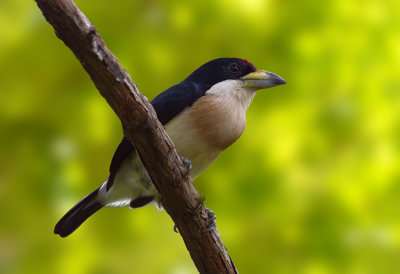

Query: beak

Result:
[240,70,286,90]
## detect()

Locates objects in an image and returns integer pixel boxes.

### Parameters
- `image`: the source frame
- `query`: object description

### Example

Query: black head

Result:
[185,58,257,87]
[151,57,281,125]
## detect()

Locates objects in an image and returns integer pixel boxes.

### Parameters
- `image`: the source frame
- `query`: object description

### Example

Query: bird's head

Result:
[175,58,286,151]
[150,57,286,125]
[186,58,286,92]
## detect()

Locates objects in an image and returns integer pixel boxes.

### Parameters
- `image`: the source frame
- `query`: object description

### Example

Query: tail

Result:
[54,188,103,237]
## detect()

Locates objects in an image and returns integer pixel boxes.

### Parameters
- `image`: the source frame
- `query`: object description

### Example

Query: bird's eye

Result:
[228,63,241,74]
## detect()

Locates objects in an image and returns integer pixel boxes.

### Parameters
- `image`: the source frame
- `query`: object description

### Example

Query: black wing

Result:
[106,136,134,190]
[106,81,206,190]
[150,81,207,124]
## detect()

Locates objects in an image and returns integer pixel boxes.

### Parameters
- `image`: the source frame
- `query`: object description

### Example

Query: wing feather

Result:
[106,81,206,190]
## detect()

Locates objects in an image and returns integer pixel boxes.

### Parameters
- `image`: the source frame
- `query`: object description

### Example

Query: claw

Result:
[173,224,179,233]
[205,207,216,232]
[180,156,192,176]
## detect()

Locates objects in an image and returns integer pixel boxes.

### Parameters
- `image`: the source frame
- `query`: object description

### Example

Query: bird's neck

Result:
[189,80,255,150]
[205,80,256,112]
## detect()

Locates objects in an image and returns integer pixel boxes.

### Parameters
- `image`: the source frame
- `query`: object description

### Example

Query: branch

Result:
[34,0,238,273]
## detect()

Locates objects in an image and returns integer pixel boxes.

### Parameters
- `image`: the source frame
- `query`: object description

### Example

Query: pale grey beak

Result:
[241,70,286,90]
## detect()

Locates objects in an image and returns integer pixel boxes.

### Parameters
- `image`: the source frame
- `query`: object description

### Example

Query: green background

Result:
[1,0,400,273]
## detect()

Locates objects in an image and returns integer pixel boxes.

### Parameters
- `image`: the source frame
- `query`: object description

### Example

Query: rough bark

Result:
[34,0,238,273]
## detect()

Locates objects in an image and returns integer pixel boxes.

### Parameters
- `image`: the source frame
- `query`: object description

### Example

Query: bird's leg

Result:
[180,156,192,176]
[205,207,216,232]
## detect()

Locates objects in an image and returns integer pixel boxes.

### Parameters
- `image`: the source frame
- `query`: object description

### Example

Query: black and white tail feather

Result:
[54,138,159,237]
[54,189,103,237]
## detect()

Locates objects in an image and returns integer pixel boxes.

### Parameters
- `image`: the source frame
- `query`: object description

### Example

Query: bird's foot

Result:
[180,156,192,176]
[205,207,216,232]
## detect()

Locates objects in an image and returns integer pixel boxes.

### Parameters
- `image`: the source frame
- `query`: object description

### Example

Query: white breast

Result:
[165,80,256,178]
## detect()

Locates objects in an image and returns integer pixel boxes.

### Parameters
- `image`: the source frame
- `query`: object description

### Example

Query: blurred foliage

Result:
[1,0,400,273]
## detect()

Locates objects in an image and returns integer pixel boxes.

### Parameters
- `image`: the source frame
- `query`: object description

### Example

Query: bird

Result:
[54,58,286,237]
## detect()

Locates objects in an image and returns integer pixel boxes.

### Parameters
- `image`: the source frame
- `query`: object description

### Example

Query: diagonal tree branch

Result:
[34,0,238,273]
